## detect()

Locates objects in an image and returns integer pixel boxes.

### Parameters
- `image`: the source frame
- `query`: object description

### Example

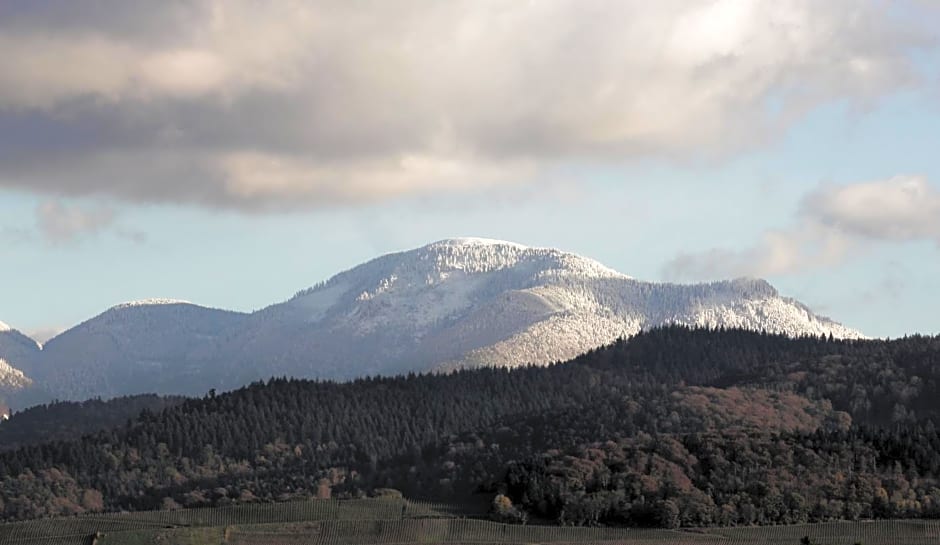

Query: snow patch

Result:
[419,239,630,279]
[109,298,192,311]
[0,358,32,389]
[432,237,530,249]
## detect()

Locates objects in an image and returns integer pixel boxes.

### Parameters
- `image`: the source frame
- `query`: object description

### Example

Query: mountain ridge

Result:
[2,238,863,403]
[0,327,39,388]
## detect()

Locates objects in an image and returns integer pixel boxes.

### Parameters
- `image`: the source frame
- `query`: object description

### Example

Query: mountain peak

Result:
[108,298,193,311]
[409,238,629,280]
[0,320,11,333]
[428,237,530,249]
[725,277,779,298]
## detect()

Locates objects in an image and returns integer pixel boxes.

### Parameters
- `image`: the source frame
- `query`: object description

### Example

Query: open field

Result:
[0,498,937,545]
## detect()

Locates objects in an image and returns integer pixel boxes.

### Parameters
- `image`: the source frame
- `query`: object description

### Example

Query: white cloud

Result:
[803,176,940,241]
[662,175,940,280]
[0,1,934,209]
[214,151,536,207]
[663,225,857,280]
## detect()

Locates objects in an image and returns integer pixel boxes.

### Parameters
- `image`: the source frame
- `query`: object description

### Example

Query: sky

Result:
[1,0,939,340]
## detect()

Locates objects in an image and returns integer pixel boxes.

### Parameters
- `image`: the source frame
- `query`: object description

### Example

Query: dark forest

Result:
[1,327,939,527]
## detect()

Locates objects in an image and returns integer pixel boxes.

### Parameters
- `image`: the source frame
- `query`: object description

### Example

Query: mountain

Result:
[0,322,49,415]
[32,300,247,400]
[223,238,861,380]
[0,322,39,404]
[8,239,863,402]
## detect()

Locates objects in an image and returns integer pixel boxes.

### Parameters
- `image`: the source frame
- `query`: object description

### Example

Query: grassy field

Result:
[0,498,937,545]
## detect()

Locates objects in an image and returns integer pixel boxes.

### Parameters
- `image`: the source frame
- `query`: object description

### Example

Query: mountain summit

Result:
[2,239,862,403]
[233,238,860,381]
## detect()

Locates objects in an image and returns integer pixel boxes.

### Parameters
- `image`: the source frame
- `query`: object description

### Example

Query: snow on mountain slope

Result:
[10,239,864,403]
[224,239,862,381]
[0,323,38,370]
[444,278,860,370]
[0,323,40,402]
[220,239,624,377]
[33,301,248,400]
[0,359,31,390]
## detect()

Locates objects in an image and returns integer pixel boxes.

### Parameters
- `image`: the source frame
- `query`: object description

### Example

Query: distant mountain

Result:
[226,238,861,380]
[32,301,247,400]
[0,322,39,406]
[1,239,863,402]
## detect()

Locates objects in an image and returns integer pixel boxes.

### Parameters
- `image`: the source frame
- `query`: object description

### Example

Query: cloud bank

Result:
[0,1,934,209]
[663,175,940,280]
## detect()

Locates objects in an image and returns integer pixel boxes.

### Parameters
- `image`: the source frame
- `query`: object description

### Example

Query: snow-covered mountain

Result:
[0,322,38,385]
[0,321,40,409]
[224,238,861,381]
[5,238,863,402]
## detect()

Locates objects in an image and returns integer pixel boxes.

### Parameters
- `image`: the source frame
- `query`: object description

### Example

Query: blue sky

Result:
[1,1,939,340]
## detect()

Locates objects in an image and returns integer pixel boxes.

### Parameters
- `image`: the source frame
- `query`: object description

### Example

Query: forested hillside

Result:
[0,327,938,527]
[0,394,186,451]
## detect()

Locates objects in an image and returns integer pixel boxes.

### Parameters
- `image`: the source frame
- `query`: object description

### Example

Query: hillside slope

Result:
[33,301,248,400]
[0,323,39,408]
[0,328,937,525]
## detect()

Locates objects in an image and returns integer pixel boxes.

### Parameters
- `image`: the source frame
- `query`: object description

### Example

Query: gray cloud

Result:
[0,1,935,209]
[663,175,940,280]
[35,200,118,244]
